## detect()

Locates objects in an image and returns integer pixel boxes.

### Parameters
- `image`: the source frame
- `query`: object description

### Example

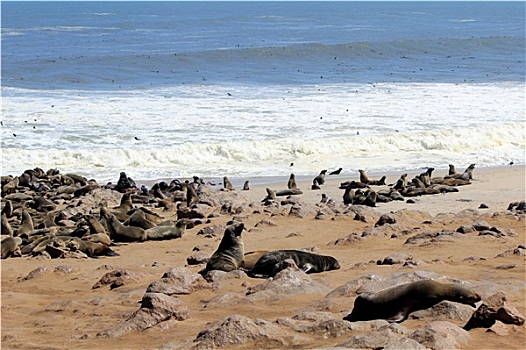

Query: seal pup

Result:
[343,280,481,323]
[248,249,340,278]
[203,222,244,273]
[223,176,234,191]
[1,236,23,259]
[287,174,297,190]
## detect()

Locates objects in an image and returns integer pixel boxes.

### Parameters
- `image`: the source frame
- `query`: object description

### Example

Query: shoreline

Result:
[134,164,524,217]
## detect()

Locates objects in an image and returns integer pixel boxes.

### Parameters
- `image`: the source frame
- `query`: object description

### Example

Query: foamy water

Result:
[2,82,524,183]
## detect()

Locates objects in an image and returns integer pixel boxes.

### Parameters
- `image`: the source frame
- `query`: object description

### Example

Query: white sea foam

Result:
[1,82,524,183]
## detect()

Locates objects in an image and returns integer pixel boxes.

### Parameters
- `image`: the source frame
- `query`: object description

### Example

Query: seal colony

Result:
[1,164,525,350]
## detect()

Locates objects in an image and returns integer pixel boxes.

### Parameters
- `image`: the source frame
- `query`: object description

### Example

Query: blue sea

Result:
[1,1,525,184]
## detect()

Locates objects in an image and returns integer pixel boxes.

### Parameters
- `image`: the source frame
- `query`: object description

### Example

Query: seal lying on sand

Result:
[248,249,340,278]
[344,280,481,323]
[203,222,244,273]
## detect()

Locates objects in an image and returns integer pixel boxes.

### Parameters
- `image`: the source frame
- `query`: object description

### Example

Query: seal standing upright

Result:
[223,176,234,191]
[344,279,481,323]
[287,174,297,190]
[204,222,244,273]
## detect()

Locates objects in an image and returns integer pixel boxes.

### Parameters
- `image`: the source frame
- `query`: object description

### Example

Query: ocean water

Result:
[1,1,525,184]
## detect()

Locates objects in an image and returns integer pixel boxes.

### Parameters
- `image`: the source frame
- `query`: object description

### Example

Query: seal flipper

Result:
[387,306,411,323]
[301,263,314,273]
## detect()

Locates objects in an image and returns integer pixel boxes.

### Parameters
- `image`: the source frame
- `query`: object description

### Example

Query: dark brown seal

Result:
[241,250,270,270]
[287,173,297,190]
[344,280,481,323]
[248,249,340,278]
[204,222,244,273]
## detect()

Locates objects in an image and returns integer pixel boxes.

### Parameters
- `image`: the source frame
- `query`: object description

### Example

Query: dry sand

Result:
[1,165,525,349]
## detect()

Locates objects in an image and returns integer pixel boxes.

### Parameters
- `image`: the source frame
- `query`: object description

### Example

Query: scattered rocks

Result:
[464,292,525,330]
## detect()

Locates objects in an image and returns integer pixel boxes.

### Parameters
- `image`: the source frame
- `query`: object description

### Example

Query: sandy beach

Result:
[1,164,525,349]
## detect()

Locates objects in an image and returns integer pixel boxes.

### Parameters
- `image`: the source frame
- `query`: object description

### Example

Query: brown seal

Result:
[241,250,270,270]
[1,213,14,237]
[248,249,340,278]
[1,236,23,259]
[67,237,118,257]
[101,207,147,242]
[344,279,481,323]
[123,209,157,230]
[223,176,234,191]
[17,210,34,236]
[204,222,244,273]
[145,219,187,240]
[359,169,386,186]
[287,174,297,190]
[242,180,250,190]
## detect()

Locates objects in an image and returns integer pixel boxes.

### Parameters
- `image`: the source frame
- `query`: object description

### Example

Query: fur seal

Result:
[241,250,270,270]
[287,174,297,190]
[242,180,250,191]
[344,280,481,323]
[2,200,13,218]
[313,170,328,186]
[100,207,147,242]
[248,249,340,278]
[144,219,187,240]
[186,182,200,207]
[113,193,133,211]
[67,237,118,257]
[1,213,14,237]
[17,210,34,236]
[223,176,234,191]
[84,214,107,234]
[204,222,244,273]
[122,210,156,230]
[262,188,277,203]
[1,236,23,259]
[329,168,342,175]
[359,170,386,186]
